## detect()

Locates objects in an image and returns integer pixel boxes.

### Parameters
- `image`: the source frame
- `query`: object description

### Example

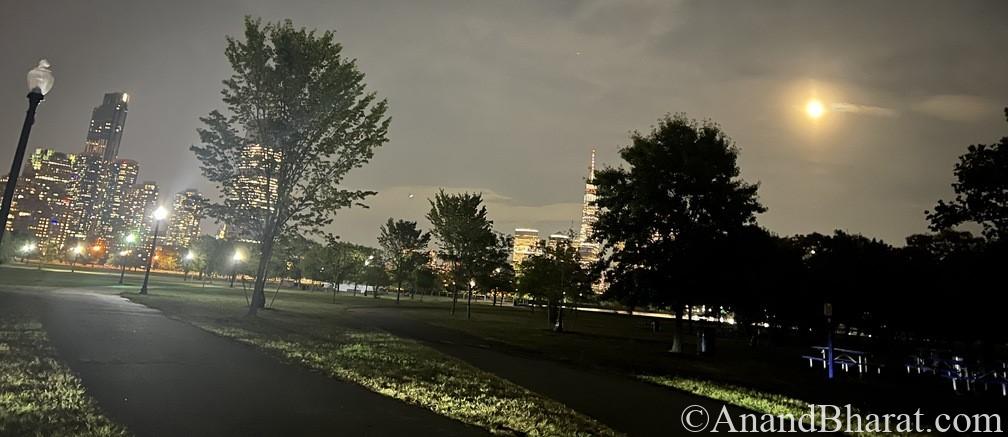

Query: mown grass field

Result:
[3,263,994,436]
[0,307,128,436]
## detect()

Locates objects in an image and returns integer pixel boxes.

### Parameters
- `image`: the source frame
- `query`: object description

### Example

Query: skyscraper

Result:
[164,189,206,250]
[98,159,140,244]
[65,153,110,242]
[511,228,541,268]
[223,143,281,241]
[84,92,129,161]
[577,150,600,266]
[121,181,159,258]
[0,149,78,252]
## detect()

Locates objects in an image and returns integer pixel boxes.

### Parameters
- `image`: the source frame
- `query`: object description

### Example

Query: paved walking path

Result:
[0,286,484,437]
[348,307,748,436]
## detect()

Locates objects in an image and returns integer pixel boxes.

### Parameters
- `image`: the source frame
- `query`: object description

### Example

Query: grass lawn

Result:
[108,277,616,436]
[2,264,991,435]
[0,308,128,436]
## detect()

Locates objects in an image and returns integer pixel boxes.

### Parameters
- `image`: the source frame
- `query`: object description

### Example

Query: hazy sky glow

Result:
[2,0,1006,245]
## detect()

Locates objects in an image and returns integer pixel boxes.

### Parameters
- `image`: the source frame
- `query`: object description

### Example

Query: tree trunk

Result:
[466,283,472,320]
[451,284,458,316]
[248,219,279,316]
[554,300,564,332]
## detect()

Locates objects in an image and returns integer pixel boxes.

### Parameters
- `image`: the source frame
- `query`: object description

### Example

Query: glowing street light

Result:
[364,255,375,297]
[229,250,243,288]
[118,233,138,285]
[70,244,84,273]
[0,60,53,250]
[19,242,36,263]
[140,206,169,295]
[184,251,195,261]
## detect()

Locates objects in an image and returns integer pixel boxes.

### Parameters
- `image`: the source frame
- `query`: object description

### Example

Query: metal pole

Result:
[826,317,835,379]
[0,92,43,249]
[139,221,161,295]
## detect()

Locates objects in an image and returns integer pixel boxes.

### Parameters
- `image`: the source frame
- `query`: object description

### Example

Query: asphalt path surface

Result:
[347,306,752,436]
[0,285,485,437]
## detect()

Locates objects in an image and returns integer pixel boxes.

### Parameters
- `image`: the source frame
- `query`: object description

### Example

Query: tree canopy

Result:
[426,190,496,318]
[191,17,389,313]
[927,107,1008,241]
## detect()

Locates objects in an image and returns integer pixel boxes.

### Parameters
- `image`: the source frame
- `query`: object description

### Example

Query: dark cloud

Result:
[1,0,1006,245]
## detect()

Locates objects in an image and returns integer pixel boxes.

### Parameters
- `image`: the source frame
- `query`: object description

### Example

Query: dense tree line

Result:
[588,110,1008,347]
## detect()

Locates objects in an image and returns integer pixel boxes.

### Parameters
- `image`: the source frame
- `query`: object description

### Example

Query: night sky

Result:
[2,0,1006,245]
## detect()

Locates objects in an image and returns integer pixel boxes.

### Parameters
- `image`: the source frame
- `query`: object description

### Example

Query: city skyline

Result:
[2,0,1007,246]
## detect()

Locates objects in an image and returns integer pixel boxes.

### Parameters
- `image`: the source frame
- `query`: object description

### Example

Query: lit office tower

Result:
[164,189,206,250]
[511,228,541,268]
[65,153,111,242]
[577,149,600,266]
[224,144,281,241]
[233,144,280,210]
[1,149,76,251]
[548,233,572,250]
[122,182,159,257]
[84,92,129,161]
[99,159,140,244]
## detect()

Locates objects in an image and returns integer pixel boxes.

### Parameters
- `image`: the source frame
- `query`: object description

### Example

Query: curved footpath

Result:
[347,307,753,436]
[0,286,485,437]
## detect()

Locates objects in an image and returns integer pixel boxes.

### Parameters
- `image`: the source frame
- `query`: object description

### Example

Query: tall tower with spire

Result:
[577,149,600,266]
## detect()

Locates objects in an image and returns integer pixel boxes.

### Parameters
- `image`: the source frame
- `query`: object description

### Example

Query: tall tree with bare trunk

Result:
[192,17,389,315]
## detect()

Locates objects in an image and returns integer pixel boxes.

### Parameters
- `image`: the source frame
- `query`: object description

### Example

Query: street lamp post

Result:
[230,251,243,288]
[139,207,168,295]
[0,60,53,250]
[70,244,83,273]
[183,251,195,281]
[119,233,136,284]
[468,278,476,320]
[364,255,374,297]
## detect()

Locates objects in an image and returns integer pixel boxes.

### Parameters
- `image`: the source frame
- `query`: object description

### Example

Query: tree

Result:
[414,264,438,297]
[191,17,389,315]
[592,113,765,352]
[377,218,431,303]
[474,232,514,306]
[516,237,590,331]
[927,107,1008,241]
[0,231,33,264]
[426,190,496,319]
[304,238,361,302]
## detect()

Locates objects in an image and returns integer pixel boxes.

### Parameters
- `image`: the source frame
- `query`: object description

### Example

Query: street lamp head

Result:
[73,244,83,254]
[469,279,476,288]
[92,244,102,252]
[119,250,129,256]
[152,206,169,221]
[27,59,54,96]
[184,251,195,261]
[21,242,35,253]
[125,233,137,244]
[495,267,502,274]
[232,251,243,262]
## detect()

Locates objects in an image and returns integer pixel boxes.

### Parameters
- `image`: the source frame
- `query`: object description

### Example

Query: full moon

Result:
[805,99,826,119]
